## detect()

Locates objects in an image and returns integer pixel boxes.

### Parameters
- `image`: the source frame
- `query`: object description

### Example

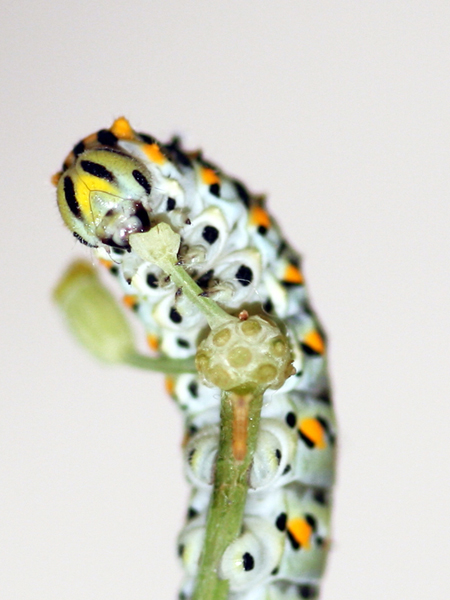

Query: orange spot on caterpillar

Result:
[110,116,135,140]
[142,143,166,165]
[303,330,325,355]
[146,334,159,352]
[98,258,114,269]
[122,294,138,309]
[165,376,175,396]
[288,518,313,550]
[201,167,220,186]
[51,172,61,187]
[283,264,304,285]
[250,206,271,229]
[83,132,97,145]
[299,418,327,449]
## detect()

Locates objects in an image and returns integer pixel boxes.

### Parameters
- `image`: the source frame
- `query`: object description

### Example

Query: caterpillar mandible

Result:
[52,117,336,600]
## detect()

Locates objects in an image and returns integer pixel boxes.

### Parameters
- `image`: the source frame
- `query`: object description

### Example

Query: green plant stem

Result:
[167,263,229,327]
[130,226,267,600]
[192,389,264,600]
[129,225,230,328]
[124,352,196,374]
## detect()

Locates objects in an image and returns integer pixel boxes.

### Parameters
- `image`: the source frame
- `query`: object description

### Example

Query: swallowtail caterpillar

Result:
[53,117,336,600]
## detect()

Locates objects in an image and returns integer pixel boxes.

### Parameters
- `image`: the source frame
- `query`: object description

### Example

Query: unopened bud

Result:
[54,260,134,363]
[195,315,294,392]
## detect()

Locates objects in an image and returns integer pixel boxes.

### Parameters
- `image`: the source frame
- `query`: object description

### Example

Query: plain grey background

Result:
[1,2,448,599]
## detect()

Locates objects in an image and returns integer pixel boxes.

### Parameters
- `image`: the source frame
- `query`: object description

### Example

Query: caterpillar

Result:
[52,117,336,600]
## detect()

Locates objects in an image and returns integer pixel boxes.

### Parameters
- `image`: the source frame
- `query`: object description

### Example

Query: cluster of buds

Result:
[196,313,294,393]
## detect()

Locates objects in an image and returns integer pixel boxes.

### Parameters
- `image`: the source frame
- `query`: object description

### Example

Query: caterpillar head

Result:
[55,146,152,250]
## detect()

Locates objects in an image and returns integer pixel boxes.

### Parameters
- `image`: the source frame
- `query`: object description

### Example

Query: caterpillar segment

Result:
[53,117,335,599]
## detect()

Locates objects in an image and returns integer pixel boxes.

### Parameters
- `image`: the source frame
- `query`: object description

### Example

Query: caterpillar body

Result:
[53,117,336,600]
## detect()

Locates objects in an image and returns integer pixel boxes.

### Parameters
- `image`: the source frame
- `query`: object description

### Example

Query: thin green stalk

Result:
[130,226,287,600]
[124,352,196,374]
[167,262,229,326]
[129,225,230,328]
[192,389,264,600]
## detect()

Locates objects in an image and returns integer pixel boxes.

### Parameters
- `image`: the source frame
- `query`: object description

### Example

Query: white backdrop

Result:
[0,2,448,599]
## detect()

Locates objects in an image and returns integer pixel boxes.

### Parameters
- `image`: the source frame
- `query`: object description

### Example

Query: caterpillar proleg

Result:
[53,117,336,600]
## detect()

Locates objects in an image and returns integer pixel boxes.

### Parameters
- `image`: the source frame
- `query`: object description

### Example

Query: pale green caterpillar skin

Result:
[54,117,336,600]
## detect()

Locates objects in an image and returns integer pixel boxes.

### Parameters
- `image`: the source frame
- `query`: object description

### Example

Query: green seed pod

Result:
[54,260,135,363]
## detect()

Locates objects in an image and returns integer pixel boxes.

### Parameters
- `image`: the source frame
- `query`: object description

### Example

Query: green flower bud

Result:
[54,260,135,363]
